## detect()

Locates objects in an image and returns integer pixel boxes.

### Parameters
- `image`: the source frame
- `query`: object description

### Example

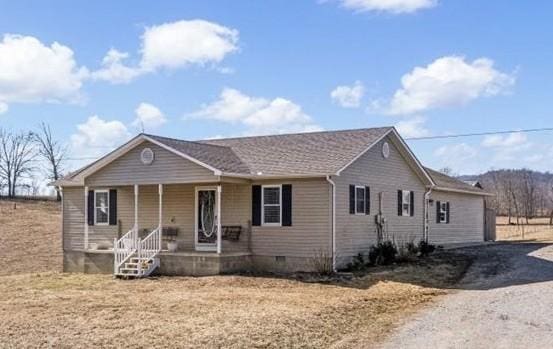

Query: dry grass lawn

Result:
[496,216,553,241]
[0,200,471,348]
[0,200,62,275]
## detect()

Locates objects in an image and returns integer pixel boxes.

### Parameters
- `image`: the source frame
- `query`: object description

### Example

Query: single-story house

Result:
[52,127,492,277]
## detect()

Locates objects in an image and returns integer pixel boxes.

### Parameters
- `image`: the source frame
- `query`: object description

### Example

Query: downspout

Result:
[326,175,337,272]
[424,186,434,242]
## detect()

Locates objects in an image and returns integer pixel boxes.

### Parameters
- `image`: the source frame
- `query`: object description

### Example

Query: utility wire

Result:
[405,127,553,140]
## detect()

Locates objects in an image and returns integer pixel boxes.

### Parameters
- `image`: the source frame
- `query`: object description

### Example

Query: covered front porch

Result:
[77,181,252,276]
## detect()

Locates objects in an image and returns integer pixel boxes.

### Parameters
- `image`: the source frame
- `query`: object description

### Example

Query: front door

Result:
[195,187,218,251]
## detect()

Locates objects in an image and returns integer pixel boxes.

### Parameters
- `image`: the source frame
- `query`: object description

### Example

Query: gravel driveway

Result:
[379,242,553,349]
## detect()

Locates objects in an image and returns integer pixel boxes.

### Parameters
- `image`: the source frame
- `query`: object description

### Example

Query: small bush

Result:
[346,253,367,271]
[310,249,334,275]
[418,240,436,256]
[396,241,418,263]
[368,240,397,266]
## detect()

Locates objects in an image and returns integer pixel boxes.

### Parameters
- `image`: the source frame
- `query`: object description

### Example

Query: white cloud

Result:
[434,143,478,171]
[91,19,239,84]
[481,132,532,164]
[336,0,437,14]
[140,20,239,71]
[0,34,88,109]
[90,49,142,84]
[191,88,322,135]
[132,102,167,131]
[330,81,365,108]
[383,56,515,115]
[70,115,130,160]
[0,102,7,114]
[395,116,430,138]
[481,132,527,148]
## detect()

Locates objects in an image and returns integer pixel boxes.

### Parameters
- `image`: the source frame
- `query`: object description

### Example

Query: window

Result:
[355,186,366,215]
[402,190,411,217]
[94,190,109,225]
[439,201,449,223]
[262,185,281,225]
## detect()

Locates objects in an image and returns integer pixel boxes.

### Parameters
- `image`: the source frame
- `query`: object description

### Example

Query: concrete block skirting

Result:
[63,250,253,276]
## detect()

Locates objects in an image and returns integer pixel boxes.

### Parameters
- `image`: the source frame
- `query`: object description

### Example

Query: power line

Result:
[405,127,553,141]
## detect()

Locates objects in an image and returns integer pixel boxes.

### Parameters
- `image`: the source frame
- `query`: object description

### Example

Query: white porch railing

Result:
[113,226,138,273]
[136,227,162,276]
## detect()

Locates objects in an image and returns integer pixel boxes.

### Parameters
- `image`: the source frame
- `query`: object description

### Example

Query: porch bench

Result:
[222,225,242,241]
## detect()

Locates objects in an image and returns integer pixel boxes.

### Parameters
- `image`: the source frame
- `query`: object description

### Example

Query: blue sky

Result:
[1,0,552,177]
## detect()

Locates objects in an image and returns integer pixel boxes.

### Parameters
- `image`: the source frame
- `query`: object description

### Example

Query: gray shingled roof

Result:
[425,167,487,194]
[57,127,488,196]
[146,134,251,174]
[197,127,392,176]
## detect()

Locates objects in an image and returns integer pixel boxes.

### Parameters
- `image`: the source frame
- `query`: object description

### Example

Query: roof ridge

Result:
[197,126,394,143]
[143,133,232,150]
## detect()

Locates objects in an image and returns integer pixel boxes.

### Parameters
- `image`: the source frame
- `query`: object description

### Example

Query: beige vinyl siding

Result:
[250,178,331,258]
[429,191,484,244]
[62,183,251,253]
[63,187,85,250]
[334,136,426,265]
[85,141,217,187]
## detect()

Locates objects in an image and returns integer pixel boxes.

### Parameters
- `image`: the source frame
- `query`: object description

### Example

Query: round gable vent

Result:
[382,142,390,159]
[140,147,154,165]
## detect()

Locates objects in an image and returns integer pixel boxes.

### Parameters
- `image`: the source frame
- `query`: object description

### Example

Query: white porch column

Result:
[158,184,163,249]
[216,185,222,254]
[134,184,139,231]
[84,186,89,250]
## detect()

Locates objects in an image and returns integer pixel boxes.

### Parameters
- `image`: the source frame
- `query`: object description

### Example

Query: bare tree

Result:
[438,167,455,176]
[33,122,66,201]
[0,129,36,197]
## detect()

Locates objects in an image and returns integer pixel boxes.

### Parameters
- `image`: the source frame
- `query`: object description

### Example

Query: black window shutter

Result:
[87,190,94,226]
[397,190,403,216]
[252,185,261,226]
[410,191,414,216]
[436,201,441,224]
[109,189,117,226]
[446,202,450,224]
[282,184,292,226]
[349,185,355,214]
[365,186,370,215]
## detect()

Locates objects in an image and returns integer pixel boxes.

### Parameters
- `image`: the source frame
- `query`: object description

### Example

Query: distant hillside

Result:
[456,169,553,219]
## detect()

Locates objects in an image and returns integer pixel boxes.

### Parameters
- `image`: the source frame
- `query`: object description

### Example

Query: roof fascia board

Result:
[388,128,435,186]
[336,128,436,186]
[222,172,327,179]
[142,135,222,175]
[71,135,147,184]
[432,186,494,196]
[335,129,393,175]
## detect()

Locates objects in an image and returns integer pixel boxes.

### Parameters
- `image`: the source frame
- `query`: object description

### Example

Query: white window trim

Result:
[439,202,449,223]
[354,185,366,215]
[94,190,110,225]
[401,190,411,217]
[261,184,282,226]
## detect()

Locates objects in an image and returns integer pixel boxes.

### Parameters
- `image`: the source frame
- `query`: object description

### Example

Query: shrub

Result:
[396,241,418,263]
[346,253,367,272]
[418,240,436,256]
[368,240,397,266]
[310,249,334,275]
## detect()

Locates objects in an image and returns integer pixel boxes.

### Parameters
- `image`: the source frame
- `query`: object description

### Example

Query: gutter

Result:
[424,186,434,242]
[326,175,337,272]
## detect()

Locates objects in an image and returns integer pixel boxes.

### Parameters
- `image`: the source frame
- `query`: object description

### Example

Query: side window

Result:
[439,201,450,224]
[355,186,366,214]
[262,185,281,225]
[402,190,411,217]
[94,190,109,225]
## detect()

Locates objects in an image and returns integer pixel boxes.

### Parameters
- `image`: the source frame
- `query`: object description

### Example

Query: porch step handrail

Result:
[113,226,138,273]
[136,226,162,276]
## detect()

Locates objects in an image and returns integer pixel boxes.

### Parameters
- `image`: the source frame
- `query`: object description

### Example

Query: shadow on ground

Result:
[251,242,553,292]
